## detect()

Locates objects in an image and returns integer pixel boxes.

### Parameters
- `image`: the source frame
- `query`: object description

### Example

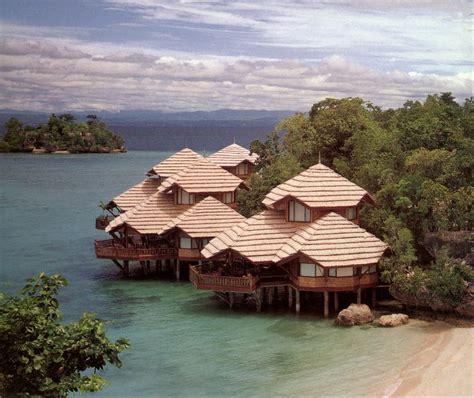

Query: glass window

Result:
[300,263,315,277]
[329,267,356,277]
[236,162,248,175]
[177,188,194,205]
[346,207,357,220]
[370,265,377,273]
[180,237,191,249]
[223,192,234,204]
[201,238,211,248]
[361,266,369,274]
[288,200,311,222]
[329,268,336,277]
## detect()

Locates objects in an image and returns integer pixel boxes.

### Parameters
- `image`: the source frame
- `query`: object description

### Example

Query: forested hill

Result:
[0,114,126,153]
[238,92,473,315]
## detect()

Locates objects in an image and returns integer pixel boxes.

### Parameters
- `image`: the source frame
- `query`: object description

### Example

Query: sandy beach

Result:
[383,323,473,397]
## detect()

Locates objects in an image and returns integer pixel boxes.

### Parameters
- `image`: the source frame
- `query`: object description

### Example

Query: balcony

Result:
[95,215,115,230]
[290,272,378,291]
[189,265,258,293]
[178,248,202,260]
[95,240,178,261]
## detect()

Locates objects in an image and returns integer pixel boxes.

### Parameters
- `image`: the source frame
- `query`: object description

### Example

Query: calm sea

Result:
[0,152,441,397]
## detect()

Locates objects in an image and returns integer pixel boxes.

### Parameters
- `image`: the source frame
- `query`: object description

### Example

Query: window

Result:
[177,188,195,205]
[370,265,377,273]
[361,266,369,274]
[346,207,357,220]
[300,263,324,277]
[223,191,235,204]
[288,200,311,222]
[236,162,248,175]
[201,238,211,248]
[180,237,198,249]
[328,267,356,277]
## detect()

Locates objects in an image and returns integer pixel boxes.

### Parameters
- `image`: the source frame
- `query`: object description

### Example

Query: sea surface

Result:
[0,151,443,397]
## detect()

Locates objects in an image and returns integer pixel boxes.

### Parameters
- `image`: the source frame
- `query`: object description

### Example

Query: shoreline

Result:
[382,322,473,397]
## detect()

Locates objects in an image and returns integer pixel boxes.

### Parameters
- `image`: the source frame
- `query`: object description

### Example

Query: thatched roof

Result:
[161,196,245,238]
[262,163,373,209]
[146,148,203,177]
[202,210,387,266]
[158,157,246,194]
[207,143,258,167]
[108,178,160,211]
[106,192,190,234]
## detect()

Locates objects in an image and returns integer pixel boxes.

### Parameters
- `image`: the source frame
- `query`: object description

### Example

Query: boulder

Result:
[378,313,409,327]
[336,304,374,326]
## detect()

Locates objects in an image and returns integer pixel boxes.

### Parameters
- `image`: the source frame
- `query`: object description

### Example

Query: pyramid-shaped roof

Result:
[274,212,388,267]
[158,157,246,194]
[202,210,387,266]
[161,196,245,238]
[108,178,160,211]
[146,148,204,177]
[262,163,372,209]
[106,191,190,234]
[207,143,258,168]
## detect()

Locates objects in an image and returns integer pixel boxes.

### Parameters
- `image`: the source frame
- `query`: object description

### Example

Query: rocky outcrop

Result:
[336,304,374,326]
[454,282,474,318]
[378,313,409,327]
[424,231,473,265]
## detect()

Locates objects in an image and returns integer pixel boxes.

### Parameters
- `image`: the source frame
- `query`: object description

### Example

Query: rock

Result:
[32,147,46,154]
[336,303,374,326]
[378,313,409,327]
[455,282,474,319]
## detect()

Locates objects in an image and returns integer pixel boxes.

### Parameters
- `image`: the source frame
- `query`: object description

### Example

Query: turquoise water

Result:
[0,152,440,397]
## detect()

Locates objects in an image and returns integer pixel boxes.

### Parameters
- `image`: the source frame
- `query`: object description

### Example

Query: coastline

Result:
[383,322,473,397]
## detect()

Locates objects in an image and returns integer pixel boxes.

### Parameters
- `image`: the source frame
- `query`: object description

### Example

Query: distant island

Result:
[0,114,126,154]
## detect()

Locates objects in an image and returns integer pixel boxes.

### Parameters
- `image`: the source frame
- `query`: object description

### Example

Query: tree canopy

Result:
[0,113,125,153]
[0,273,129,397]
[239,93,473,309]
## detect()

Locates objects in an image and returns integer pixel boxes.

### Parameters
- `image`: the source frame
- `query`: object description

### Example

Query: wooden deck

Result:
[189,265,258,293]
[95,240,177,261]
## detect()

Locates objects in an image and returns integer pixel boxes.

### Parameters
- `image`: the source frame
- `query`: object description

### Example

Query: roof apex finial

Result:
[318,151,321,164]
[233,136,236,144]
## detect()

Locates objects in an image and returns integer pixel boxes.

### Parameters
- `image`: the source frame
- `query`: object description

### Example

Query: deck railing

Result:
[290,272,378,291]
[189,265,258,293]
[95,240,177,260]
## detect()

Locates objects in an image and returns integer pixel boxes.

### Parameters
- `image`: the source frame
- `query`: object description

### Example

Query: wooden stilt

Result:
[123,260,129,277]
[161,259,166,272]
[176,259,180,280]
[111,259,123,271]
[295,289,301,313]
[357,287,362,304]
[155,260,159,273]
[229,292,234,309]
[146,261,151,275]
[324,291,329,318]
[288,287,293,309]
[372,288,377,307]
[334,291,339,312]
[255,288,262,312]
[268,287,273,305]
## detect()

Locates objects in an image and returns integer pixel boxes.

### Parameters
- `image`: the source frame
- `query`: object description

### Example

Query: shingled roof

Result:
[158,157,246,194]
[146,148,204,177]
[207,143,259,167]
[201,210,301,264]
[202,210,387,266]
[262,163,373,209]
[161,196,245,238]
[108,178,160,212]
[274,212,388,267]
[106,192,190,234]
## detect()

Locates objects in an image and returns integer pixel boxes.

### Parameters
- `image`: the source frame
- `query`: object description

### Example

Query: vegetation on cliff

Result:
[238,93,473,312]
[0,114,125,153]
[0,274,129,396]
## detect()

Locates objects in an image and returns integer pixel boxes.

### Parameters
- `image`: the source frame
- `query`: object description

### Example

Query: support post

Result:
[372,288,377,307]
[288,287,293,309]
[176,260,180,280]
[295,289,300,313]
[124,260,129,277]
[334,291,339,312]
[255,288,262,312]
[268,287,273,305]
[324,291,329,318]
[357,287,362,304]
[229,292,234,309]
[146,261,151,275]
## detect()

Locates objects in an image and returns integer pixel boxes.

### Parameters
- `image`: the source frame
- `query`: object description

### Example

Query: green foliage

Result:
[1,114,125,153]
[238,92,473,310]
[0,273,129,397]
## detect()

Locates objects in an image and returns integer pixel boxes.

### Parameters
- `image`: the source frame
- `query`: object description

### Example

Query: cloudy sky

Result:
[0,0,472,112]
